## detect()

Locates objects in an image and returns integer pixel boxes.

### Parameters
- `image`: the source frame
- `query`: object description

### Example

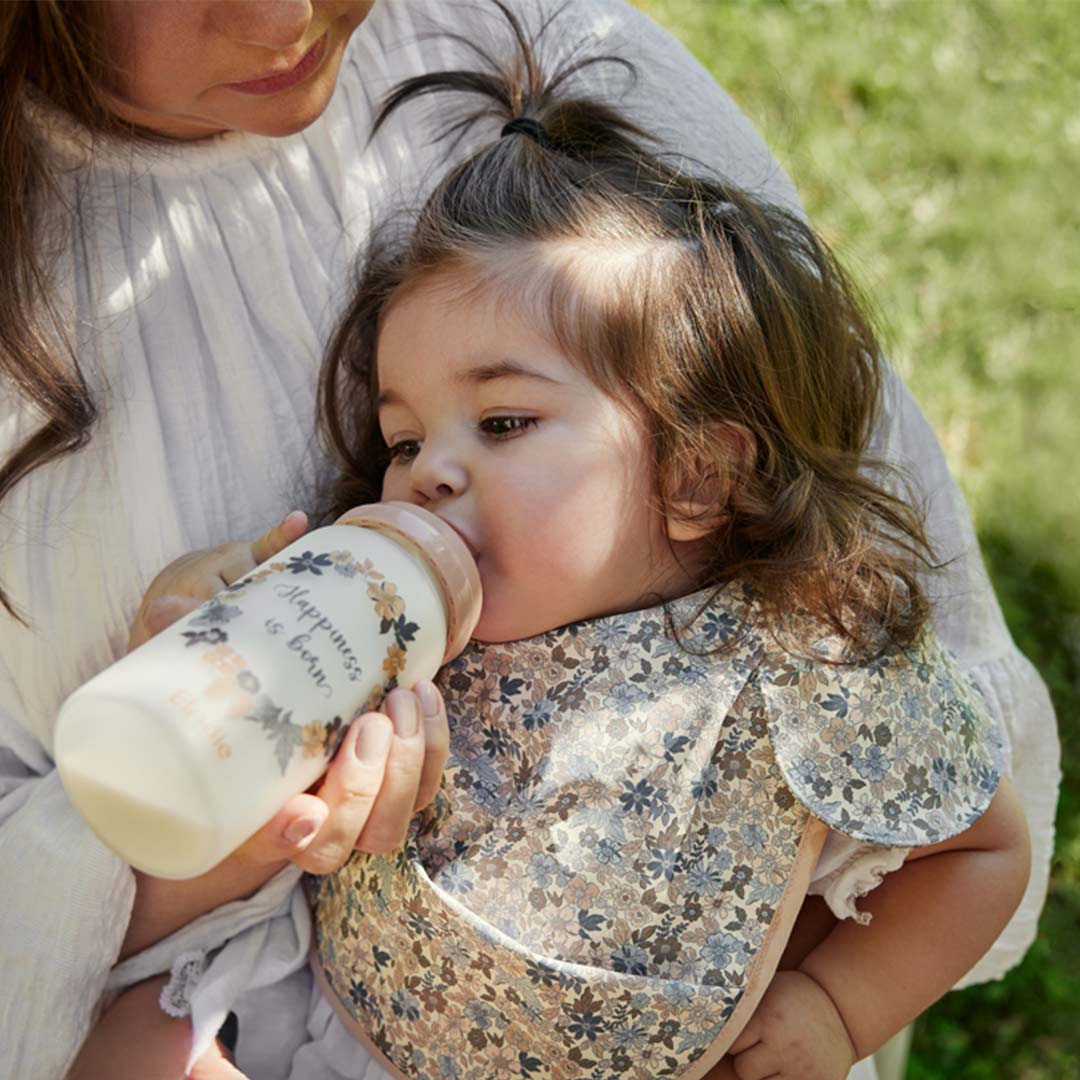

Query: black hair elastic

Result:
[500,116,551,148]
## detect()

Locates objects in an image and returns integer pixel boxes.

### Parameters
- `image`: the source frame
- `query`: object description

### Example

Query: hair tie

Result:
[500,116,551,148]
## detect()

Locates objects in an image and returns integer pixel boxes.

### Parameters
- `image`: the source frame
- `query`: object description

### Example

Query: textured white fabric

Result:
[158,952,208,1019]
[181,831,894,1078]
[0,1,1057,1077]
[812,836,912,927]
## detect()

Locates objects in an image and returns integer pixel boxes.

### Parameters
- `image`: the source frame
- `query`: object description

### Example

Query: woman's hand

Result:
[127,511,309,651]
[120,513,450,957]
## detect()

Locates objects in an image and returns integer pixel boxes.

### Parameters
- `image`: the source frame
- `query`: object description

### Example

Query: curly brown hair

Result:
[319,2,935,658]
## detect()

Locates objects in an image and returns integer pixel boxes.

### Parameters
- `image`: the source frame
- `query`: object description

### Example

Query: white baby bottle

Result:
[54,502,481,879]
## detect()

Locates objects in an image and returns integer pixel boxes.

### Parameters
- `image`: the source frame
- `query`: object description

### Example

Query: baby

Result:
[75,9,1030,1080]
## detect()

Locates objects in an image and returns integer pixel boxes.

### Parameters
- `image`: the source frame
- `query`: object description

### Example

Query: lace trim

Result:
[819,846,910,926]
[158,950,207,1019]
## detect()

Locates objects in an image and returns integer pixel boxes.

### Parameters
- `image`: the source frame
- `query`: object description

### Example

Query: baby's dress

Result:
[204,584,1001,1080]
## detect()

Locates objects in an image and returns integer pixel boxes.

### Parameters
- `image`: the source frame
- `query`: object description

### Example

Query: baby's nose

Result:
[413,448,468,504]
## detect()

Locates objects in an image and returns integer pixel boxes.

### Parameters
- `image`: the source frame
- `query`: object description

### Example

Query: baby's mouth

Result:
[439,518,480,562]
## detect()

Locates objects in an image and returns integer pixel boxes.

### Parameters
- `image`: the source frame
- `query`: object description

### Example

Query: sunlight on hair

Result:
[437,230,692,389]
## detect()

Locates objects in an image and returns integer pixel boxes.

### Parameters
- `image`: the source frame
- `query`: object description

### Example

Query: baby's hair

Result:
[320,2,935,657]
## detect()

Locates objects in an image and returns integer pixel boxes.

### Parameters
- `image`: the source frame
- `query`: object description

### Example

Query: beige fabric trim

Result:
[677,815,830,1079]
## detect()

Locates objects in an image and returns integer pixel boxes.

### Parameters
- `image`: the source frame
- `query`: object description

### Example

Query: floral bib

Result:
[308,587,1002,1079]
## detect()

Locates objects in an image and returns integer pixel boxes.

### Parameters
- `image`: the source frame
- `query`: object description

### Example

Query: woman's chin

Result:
[223,77,341,137]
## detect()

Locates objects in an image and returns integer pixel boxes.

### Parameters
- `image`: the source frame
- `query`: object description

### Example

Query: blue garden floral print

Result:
[310,585,1003,1079]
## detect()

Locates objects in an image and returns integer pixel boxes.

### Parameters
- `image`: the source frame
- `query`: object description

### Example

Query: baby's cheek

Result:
[380,467,405,502]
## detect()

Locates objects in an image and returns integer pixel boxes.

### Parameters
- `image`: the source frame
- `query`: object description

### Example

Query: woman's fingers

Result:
[234,706,396,871]
[233,686,440,874]
[293,713,396,874]
[233,791,330,868]
[144,594,203,636]
[127,511,308,652]
[352,689,427,853]
[250,509,308,565]
[127,594,204,651]
[412,679,449,811]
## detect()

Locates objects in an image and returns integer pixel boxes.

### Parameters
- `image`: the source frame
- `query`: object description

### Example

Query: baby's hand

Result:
[127,510,310,651]
[727,970,857,1080]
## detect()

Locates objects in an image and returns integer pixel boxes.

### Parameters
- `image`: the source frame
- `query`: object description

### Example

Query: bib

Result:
[309,587,1001,1079]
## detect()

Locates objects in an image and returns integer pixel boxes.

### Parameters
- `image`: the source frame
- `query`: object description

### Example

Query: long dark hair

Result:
[0,1,158,620]
[319,2,935,656]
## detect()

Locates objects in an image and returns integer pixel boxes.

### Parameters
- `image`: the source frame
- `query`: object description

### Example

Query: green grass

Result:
[633,2,1080,1076]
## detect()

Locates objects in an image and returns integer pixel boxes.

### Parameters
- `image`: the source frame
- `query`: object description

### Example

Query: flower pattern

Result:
[310,586,1000,1078]
[177,549,419,774]
[369,580,407,621]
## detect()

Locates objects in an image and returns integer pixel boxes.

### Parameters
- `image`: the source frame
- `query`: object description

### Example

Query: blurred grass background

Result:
[633,1,1079,1077]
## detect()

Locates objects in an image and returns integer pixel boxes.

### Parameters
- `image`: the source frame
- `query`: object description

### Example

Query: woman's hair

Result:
[0,1,147,619]
[319,3,935,656]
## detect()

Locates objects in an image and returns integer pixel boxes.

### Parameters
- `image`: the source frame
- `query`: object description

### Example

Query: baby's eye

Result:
[479,416,538,439]
[387,439,421,463]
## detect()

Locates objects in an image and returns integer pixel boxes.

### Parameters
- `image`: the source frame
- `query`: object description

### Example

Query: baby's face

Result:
[377,277,700,643]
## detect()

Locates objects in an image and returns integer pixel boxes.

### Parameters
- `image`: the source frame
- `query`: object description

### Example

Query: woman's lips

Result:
[223,33,328,96]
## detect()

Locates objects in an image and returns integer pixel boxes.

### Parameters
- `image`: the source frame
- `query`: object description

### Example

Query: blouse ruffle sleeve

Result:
[760,626,1006,849]
[808,832,910,925]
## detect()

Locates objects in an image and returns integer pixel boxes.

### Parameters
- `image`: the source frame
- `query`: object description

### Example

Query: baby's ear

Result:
[664,422,755,543]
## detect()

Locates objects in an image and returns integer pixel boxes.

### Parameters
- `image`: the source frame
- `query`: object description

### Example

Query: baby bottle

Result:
[54,502,481,879]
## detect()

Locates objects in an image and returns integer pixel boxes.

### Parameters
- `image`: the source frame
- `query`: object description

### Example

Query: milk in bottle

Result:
[54,502,481,878]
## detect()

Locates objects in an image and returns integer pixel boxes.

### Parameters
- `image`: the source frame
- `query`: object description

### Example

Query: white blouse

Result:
[0,2,1058,1077]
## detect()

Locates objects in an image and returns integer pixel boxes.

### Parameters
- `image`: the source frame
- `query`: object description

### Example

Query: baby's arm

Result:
[724,778,1030,1080]
[67,975,249,1080]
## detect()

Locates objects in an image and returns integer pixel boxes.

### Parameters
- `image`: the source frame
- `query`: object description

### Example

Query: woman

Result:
[0,2,1057,1077]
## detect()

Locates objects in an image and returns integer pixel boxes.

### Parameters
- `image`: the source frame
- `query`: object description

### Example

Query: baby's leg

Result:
[67,975,247,1079]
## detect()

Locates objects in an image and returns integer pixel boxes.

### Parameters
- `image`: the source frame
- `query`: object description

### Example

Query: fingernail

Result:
[414,680,439,718]
[284,816,322,846]
[355,716,393,763]
[387,692,419,738]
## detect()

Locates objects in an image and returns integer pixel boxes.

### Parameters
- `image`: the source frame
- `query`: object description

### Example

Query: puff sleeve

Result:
[760,627,1006,849]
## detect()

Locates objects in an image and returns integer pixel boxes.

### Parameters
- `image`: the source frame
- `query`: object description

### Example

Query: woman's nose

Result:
[208,1,313,50]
